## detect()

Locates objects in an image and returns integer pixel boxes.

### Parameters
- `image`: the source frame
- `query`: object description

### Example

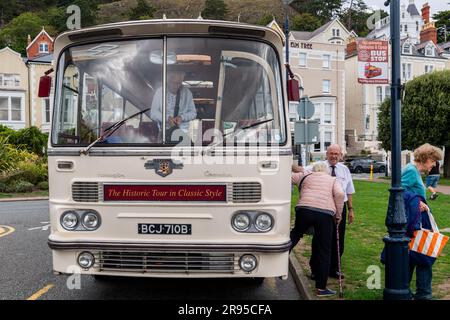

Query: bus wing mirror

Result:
[38,75,51,98]
[38,68,53,98]
[287,78,300,102]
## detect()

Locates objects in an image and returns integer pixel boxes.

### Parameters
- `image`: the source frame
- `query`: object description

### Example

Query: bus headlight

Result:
[232,213,250,231]
[81,212,101,230]
[255,213,273,232]
[239,254,257,272]
[61,211,79,230]
[77,252,95,269]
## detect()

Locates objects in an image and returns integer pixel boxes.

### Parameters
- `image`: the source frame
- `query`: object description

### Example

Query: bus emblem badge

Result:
[144,159,183,177]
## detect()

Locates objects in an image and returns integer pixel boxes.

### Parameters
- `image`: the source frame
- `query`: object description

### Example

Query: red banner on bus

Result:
[103,184,227,202]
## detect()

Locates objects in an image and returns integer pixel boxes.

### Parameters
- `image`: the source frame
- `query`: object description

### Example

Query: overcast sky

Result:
[363,0,450,16]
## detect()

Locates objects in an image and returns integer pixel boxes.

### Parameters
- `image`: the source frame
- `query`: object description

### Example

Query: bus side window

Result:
[57,64,80,144]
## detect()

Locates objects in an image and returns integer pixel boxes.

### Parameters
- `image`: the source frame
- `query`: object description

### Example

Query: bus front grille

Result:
[72,182,102,202]
[232,182,261,203]
[94,251,238,274]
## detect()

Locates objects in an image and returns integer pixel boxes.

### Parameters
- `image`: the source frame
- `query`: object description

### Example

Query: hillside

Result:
[97,0,295,25]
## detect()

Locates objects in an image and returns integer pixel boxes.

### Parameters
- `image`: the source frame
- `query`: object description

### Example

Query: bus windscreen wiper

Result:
[203,118,274,155]
[222,118,274,139]
[80,108,151,155]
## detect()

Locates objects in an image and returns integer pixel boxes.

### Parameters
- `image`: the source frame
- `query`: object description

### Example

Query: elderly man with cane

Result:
[293,144,355,296]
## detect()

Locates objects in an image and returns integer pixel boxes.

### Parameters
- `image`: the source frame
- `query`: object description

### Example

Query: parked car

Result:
[344,158,386,174]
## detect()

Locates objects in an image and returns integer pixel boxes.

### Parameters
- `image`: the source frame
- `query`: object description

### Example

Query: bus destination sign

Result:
[103,184,227,202]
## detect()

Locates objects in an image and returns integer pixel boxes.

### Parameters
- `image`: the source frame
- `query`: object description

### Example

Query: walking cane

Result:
[335,221,344,299]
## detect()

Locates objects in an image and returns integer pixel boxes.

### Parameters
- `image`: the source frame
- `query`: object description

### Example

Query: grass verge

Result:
[292,180,450,300]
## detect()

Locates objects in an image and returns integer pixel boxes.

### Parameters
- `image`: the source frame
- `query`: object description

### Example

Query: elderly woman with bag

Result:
[401,143,444,300]
[290,162,344,297]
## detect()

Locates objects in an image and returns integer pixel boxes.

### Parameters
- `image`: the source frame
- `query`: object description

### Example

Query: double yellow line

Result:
[0,225,55,300]
[0,225,15,238]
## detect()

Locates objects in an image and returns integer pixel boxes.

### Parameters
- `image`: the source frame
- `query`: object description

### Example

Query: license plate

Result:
[138,223,191,235]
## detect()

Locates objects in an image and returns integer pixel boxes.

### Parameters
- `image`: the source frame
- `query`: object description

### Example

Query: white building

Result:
[285,19,353,161]
[345,2,448,156]
[368,0,424,45]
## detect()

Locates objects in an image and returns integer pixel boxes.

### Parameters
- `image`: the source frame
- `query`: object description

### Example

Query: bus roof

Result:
[53,19,285,59]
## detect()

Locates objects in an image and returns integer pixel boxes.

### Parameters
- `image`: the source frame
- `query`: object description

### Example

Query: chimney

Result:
[346,37,357,57]
[420,22,437,45]
[27,34,31,46]
[421,2,430,24]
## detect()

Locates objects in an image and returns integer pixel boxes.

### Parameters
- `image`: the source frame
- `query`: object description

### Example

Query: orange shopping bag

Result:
[409,210,449,259]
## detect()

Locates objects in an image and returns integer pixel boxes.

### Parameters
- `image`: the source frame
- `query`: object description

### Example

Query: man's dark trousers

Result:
[310,203,347,276]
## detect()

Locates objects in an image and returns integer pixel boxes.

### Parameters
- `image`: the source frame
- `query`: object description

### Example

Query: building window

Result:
[402,12,405,19]
[324,132,332,150]
[322,80,331,93]
[43,98,51,123]
[402,63,412,80]
[332,29,340,37]
[314,141,321,152]
[0,97,8,120]
[425,65,434,73]
[0,73,20,87]
[376,86,383,103]
[299,52,307,67]
[385,86,391,99]
[39,43,49,54]
[323,54,331,69]
[312,103,320,121]
[323,103,332,124]
[405,24,408,32]
[400,25,403,32]
[0,96,23,121]
[403,43,412,54]
[11,97,21,121]
[366,115,370,130]
[425,45,435,57]
[416,21,419,31]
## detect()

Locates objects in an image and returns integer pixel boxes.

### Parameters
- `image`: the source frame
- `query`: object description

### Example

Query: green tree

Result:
[42,6,68,34]
[255,13,276,27]
[127,0,155,20]
[378,71,450,177]
[202,0,229,20]
[433,10,450,43]
[290,0,343,24]
[0,12,46,55]
[290,13,322,32]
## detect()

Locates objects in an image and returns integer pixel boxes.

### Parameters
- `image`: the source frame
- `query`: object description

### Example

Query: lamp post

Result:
[282,0,294,83]
[383,0,410,300]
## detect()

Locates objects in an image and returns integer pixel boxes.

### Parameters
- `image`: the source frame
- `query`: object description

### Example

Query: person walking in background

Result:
[290,162,344,297]
[426,160,441,200]
[401,143,443,300]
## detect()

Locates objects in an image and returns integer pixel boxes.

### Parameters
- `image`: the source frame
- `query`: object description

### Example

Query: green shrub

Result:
[9,126,48,156]
[11,161,48,185]
[5,180,34,193]
[0,181,7,193]
[0,136,37,176]
[36,181,49,190]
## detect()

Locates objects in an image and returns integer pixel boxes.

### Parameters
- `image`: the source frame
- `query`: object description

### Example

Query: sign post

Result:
[294,97,318,166]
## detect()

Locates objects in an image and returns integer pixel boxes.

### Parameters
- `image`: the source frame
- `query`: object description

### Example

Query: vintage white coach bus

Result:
[42,19,296,281]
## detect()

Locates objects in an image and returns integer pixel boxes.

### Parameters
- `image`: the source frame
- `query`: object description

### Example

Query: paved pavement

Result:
[0,200,303,300]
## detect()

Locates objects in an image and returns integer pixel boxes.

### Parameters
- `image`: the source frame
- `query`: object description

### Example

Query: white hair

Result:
[312,162,328,173]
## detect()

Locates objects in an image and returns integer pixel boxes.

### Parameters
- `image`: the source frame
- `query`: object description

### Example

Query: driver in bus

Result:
[150,70,197,140]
